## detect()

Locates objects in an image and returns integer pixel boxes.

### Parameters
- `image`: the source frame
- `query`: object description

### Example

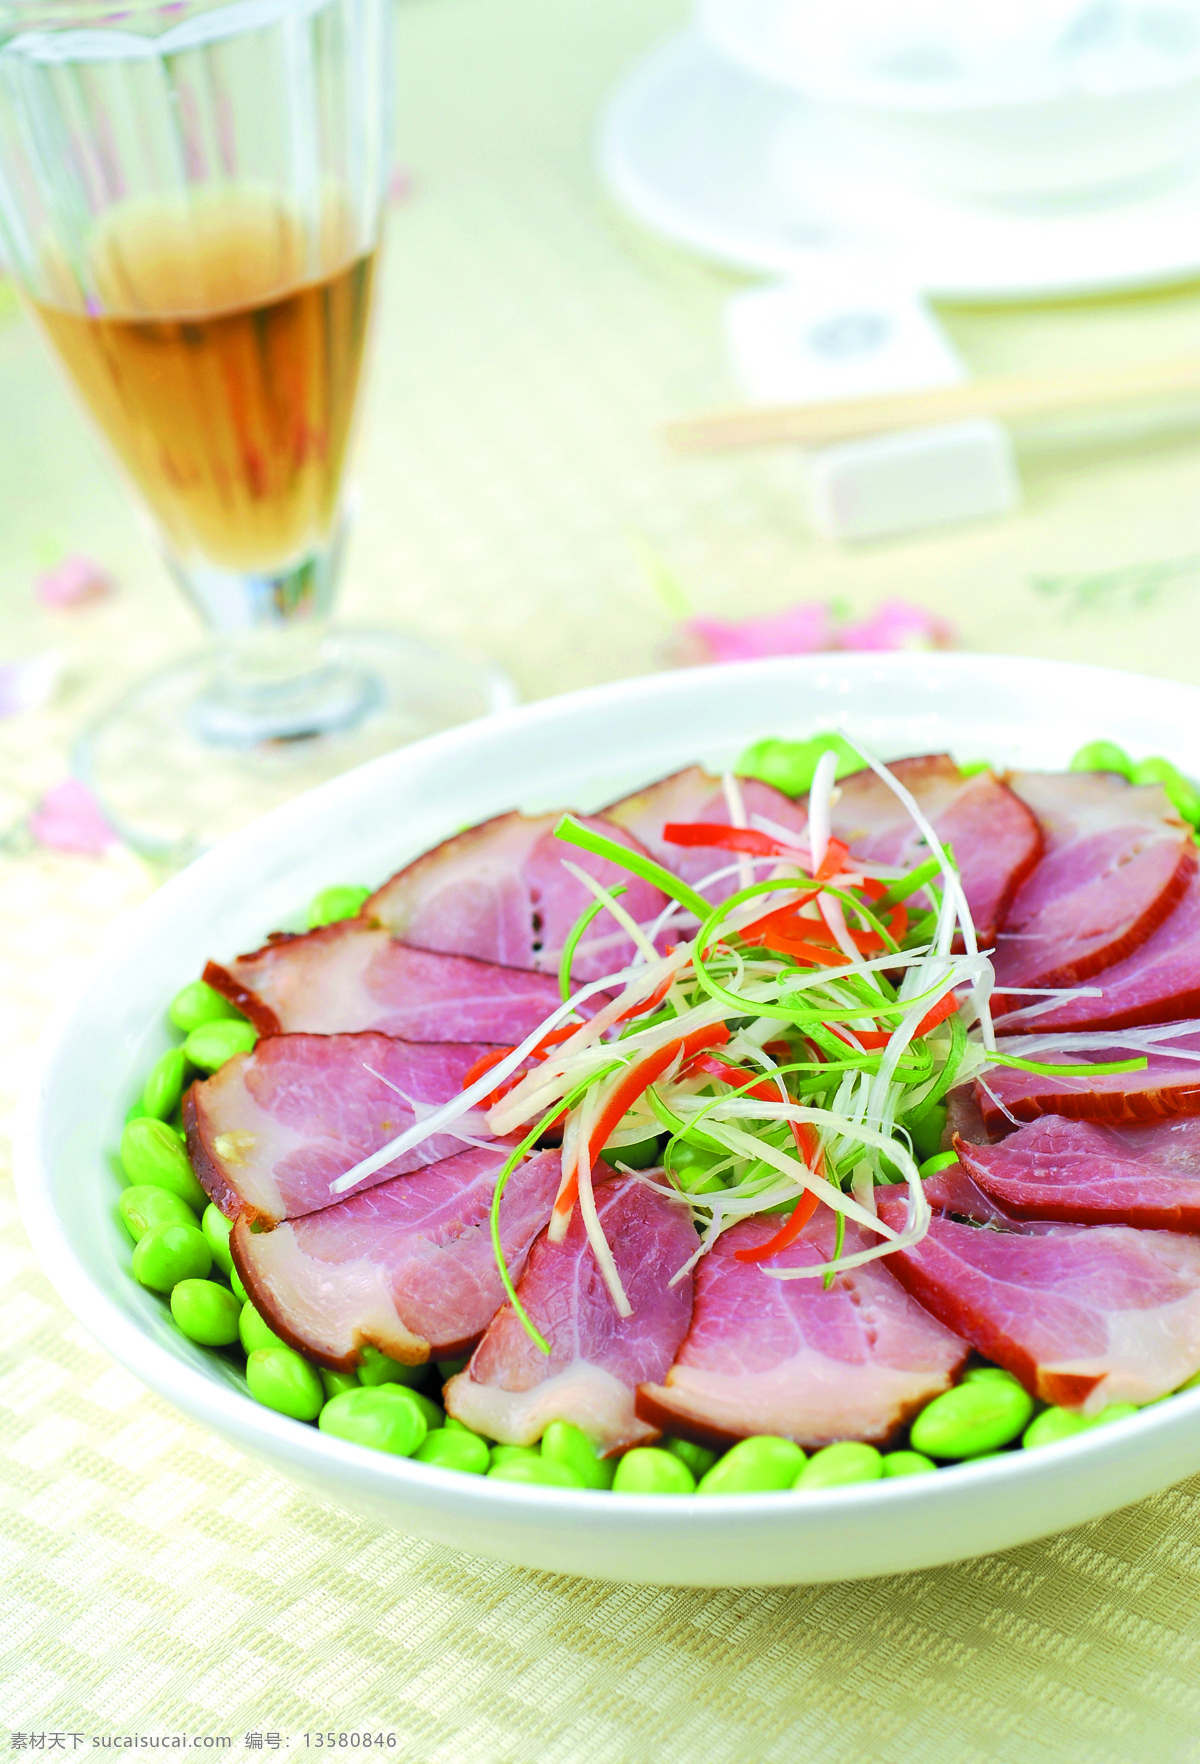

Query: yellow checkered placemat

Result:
[9,0,1200,1756]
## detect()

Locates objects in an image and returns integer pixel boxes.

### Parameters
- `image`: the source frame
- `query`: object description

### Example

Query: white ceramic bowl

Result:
[17,652,1200,1587]
[699,0,1200,201]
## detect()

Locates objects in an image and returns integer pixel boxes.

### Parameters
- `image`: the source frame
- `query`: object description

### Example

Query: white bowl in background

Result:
[15,652,1200,1587]
[698,0,1200,202]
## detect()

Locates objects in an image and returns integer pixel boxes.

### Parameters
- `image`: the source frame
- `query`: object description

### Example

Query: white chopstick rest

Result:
[724,268,1021,541]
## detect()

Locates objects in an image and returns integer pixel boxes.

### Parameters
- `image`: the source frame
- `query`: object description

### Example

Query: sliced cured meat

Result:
[443,1177,697,1454]
[635,1211,968,1450]
[365,811,668,984]
[826,755,1042,945]
[874,1193,1200,1409]
[975,1035,1200,1134]
[1001,874,1200,1036]
[992,772,1194,1002]
[231,1146,561,1368]
[205,923,571,1042]
[916,1163,1024,1227]
[602,765,808,904]
[944,1083,988,1149]
[956,1115,1200,1233]
[186,1033,497,1227]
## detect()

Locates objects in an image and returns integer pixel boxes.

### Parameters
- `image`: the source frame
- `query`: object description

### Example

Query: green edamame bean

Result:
[131,1221,212,1292]
[125,1099,148,1124]
[1022,1406,1091,1449]
[541,1420,615,1490]
[611,1447,696,1494]
[141,1048,190,1121]
[201,1203,235,1276]
[1131,756,1200,825]
[308,884,371,929]
[183,1019,258,1073]
[120,1117,208,1209]
[918,1150,959,1178]
[961,1365,1025,1386]
[321,1368,360,1401]
[318,1384,427,1453]
[793,1442,883,1489]
[1093,1402,1139,1427]
[668,1141,728,1196]
[406,1390,445,1432]
[444,1414,491,1441]
[239,1303,285,1355]
[230,1266,247,1302]
[170,1279,242,1347]
[697,1436,806,1494]
[118,1185,197,1243]
[436,1356,470,1380]
[600,1136,662,1170]
[357,1345,425,1387]
[168,980,243,1035]
[489,1443,540,1468]
[1070,740,1133,777]
[488,1456,585,1489]
[880,1450,936,1478]
[911,1376,1034,1460]
[909,1103,948,1162]
[248,1347,324,1422]
[415,1428,490,1475]
[664,1436,717,1479]
[957,760,991,778]
[735,734,861,797]
[1175,1369,1200,1394]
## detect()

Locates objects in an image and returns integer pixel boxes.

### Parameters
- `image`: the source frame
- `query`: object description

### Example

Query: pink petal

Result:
[683,601,837,663]
[29,779,117,855]
[36,554,116,610]
[388,166,415,205]
[838,599,955,653]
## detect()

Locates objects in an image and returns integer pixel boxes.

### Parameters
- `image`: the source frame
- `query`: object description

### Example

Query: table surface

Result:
[7,1,1200,1757]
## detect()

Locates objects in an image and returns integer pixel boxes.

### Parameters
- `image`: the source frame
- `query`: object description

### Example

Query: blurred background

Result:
[7,0,1200,969]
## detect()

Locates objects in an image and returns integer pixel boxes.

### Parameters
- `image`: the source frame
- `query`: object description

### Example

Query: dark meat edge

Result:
[183,1082,255,1227]
[633,1380,934,1453]
[954,1132,1200,1233]
[875,1221,1102,1410]
[975,1068,1200,1135]
[227,1217,483,1371]
[991,842,1197,1001]
[205,927,580,1041]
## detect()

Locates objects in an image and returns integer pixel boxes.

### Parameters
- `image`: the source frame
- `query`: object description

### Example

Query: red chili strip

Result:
[613,970,675,1023]
[690,1053,823,1173]
[460,1023,581,1108]
[661,822,795,857]
[733,1190,822,1263]
[552,1022,731,1220]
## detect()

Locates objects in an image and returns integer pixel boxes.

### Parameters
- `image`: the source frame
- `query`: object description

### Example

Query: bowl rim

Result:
[16,650,1200,1555]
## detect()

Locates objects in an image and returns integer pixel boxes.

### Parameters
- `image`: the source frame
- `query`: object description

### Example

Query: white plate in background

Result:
[16,651,1200,1587]
[598,32,1200,301]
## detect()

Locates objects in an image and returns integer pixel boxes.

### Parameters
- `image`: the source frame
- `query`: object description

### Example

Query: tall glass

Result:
[0,0,511,857]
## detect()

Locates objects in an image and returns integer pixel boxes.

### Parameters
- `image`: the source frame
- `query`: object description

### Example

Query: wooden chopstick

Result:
[663,357,1200,454]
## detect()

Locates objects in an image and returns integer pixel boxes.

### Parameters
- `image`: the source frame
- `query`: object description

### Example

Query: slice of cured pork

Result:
[443,1176,698,1454]
[975,1034,1200,1135]
[186,1033,497,1227]
[999,873,1200,1036]
[364,811,667,984]
[956,1115,1200,1233]
[636,1211,968,1450]
[602,765,808,905]
[231,1146,562,1368]
[992,772,1195,1002]
[825,755,1042,946]
[875,1190,1200,1409]
[205,923,574,1042]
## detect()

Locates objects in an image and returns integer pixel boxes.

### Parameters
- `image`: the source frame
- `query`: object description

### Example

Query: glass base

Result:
[74,627,516,864]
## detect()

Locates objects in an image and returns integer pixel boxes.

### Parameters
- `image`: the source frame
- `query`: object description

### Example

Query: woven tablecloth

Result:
[7,1,1200,1756]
